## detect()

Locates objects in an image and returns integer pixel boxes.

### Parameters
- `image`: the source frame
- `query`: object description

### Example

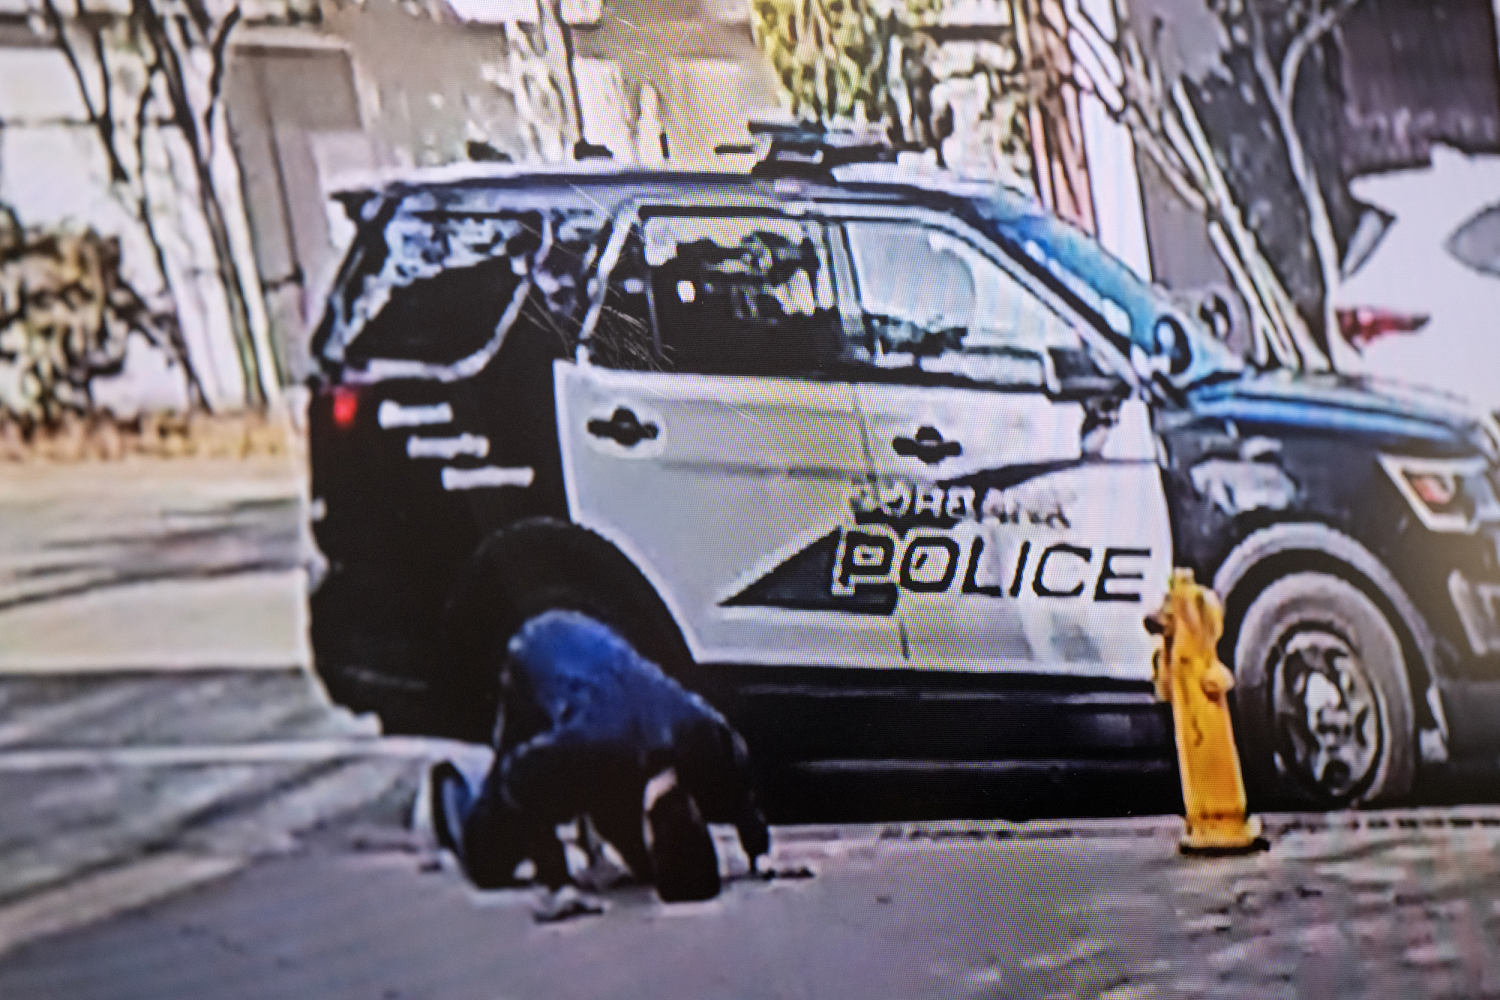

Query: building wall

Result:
[1338,0,1500,175]
[567,0,781,165]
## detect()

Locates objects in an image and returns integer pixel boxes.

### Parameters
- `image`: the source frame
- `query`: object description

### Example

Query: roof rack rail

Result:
[731,119,904,178]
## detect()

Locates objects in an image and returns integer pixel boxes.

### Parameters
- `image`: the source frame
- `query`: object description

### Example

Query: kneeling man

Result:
[429,610,769,917]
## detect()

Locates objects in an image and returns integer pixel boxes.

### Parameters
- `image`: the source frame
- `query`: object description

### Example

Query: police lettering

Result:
[835,528,1150,602]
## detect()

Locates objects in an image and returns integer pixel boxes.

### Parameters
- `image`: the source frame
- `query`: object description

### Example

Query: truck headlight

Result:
[1379,454,1495,532]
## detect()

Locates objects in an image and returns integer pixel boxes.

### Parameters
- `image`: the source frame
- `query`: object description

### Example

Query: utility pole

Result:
[539,0,612,159]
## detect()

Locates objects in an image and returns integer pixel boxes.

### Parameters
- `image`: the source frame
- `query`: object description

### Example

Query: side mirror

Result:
[1151,315,1193,376]
[1197,290,1234,341]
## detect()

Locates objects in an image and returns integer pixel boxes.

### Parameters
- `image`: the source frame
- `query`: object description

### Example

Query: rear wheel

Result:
[442,523,688,742]
[1231,572,1415,808]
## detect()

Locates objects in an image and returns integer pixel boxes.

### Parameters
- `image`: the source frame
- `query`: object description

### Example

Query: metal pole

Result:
[543,0,611,159]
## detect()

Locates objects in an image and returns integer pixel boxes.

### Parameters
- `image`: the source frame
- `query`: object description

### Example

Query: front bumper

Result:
[1434,563,1500,752]
[1449,570,1500,658]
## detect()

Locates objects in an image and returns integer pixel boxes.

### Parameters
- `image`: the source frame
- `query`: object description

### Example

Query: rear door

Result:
[555,206,905,668]
[830,209,1171,681]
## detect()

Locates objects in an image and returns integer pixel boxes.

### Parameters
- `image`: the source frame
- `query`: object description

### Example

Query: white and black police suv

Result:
[306,126,1500,809]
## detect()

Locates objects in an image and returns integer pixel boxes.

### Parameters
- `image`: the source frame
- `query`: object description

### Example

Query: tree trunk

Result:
[1169,83,1322,369]
[1252,41,1339,372]
[135,0,274,409]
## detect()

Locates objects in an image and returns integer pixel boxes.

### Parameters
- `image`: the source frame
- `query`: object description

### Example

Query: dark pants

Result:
[458,727,656,890]
[456,713,766,891]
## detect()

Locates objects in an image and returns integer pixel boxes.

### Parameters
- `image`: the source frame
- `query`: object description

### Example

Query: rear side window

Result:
[320,200,606,368]
[343,256,522,365]
[1446,203,1500,277]
[843,219,1093,391]
[640,214,843,378]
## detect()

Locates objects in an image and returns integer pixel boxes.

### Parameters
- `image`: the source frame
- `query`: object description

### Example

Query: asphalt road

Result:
[5,457,1500,998]
[0,671,419,915]
[0,457,437,955]
[8,806,1500,999]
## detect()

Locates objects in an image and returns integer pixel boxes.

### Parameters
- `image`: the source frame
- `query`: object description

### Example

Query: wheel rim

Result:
[1268,626,1383,801]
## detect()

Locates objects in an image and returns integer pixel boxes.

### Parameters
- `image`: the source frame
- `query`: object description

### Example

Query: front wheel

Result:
[1231,572,1415,808]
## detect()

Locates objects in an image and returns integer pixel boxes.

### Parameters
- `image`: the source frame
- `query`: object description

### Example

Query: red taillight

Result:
[1336,307,1430,348]
[330,386,360,430]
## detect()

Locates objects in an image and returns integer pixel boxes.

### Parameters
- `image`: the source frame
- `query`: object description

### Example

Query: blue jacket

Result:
[504,609,725,756]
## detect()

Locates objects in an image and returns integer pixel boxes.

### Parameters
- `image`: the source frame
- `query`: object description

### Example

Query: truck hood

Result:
[1184,369,1499,461]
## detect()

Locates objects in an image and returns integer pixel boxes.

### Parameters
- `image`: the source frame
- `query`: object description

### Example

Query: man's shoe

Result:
[645,769,721,903]
[429,760,471,860]
[533,884,606,923]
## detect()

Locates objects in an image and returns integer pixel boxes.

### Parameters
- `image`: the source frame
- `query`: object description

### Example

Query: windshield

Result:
[968,194,1245,387]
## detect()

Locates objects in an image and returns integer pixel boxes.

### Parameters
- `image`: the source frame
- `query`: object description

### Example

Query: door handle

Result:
[587,406,659,447]
[892,425,962,464]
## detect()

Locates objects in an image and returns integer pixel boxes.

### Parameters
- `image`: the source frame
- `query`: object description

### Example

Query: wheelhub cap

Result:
[1270,629,1382,800]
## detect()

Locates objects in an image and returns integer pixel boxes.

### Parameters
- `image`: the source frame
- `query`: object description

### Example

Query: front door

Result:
[832,213,1172,681]
[555,209,905,668]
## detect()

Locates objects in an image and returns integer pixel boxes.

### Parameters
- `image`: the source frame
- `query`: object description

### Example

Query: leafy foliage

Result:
[0,207,196,427]
[751,0,974,155]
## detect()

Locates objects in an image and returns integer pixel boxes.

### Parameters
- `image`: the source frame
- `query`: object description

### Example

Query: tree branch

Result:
[89,27,119,167]
[1281,0,1360,103]
[181,0,214,39]
[39,0,131,184]
[203,6,242,145]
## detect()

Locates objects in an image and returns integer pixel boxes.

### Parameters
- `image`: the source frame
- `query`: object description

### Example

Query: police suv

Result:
[307,128,1500,808]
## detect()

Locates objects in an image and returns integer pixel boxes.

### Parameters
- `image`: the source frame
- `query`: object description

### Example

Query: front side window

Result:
[641,214,842,378]
[843,220,1097,391]
[1446,203,1500,278]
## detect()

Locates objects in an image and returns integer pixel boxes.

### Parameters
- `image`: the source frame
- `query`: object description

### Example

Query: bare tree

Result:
[36,0,279,409]
[1059,0,1362,369]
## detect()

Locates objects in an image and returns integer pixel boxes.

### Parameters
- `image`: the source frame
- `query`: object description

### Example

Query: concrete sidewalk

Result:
[0,455,308,673]
[5,808,1500,999]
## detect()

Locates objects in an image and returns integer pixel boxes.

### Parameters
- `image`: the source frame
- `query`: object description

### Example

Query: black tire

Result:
[1231,571,1415,808]
[441,522,688,743]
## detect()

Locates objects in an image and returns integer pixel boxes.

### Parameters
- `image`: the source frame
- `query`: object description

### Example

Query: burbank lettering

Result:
[834,527,1151,603]
[849,480,1072,531]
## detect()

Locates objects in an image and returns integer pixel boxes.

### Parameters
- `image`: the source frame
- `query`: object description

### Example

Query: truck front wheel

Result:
[1232,572,1415,807]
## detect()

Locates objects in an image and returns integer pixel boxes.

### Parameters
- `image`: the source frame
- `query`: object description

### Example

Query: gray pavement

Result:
[0,458,433,955]
[0,455,308,671]
[6,810,1500,999]
[0,671,412,910]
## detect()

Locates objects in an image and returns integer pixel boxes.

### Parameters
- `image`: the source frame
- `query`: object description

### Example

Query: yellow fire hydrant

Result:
[1147,569,1267,855]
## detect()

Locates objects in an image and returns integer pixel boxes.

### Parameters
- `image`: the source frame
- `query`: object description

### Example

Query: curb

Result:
[778,806,1500,846]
